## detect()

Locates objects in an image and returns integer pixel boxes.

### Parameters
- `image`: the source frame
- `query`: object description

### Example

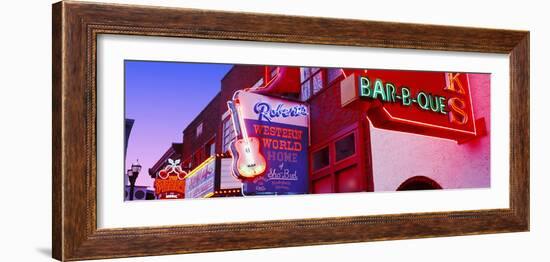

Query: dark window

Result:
[335,133,355,162]
[300,67,324,101]
[312,147,330,171]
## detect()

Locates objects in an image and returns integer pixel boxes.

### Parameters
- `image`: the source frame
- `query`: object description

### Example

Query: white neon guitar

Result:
[227,99,267,179]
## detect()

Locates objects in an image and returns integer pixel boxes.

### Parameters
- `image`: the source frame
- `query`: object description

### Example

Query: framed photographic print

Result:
[52,1,529,261]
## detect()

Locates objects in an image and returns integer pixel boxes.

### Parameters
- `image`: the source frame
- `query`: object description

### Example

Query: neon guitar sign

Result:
[228,98,267,179]
[231,91,310,195]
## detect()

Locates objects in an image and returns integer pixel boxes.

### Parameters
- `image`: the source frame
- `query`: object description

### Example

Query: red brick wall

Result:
[309,81,368,145]
[182,93,221,168]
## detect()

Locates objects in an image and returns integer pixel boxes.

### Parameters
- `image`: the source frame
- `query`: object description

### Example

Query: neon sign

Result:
[228,100,267,179]
[253,102,308,122]
[184,156,217,198]
[341,70,485,143]
[358,76,447,115]
[231,91,309,195]
[153,158,186,199]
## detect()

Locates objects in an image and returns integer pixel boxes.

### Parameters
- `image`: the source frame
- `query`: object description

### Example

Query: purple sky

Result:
[125,61,232,188]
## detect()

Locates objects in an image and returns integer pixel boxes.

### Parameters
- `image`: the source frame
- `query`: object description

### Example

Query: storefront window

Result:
[312,147,330,171]
[335,133,355,162]
[300,67,324,101]
[309,125,368,195]
[222,117,236,153]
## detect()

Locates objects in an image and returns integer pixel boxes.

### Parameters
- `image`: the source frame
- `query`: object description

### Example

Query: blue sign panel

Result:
[241,119,309,195]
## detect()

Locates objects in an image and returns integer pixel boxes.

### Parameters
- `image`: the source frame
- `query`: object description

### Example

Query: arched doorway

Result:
[396,176,442,191]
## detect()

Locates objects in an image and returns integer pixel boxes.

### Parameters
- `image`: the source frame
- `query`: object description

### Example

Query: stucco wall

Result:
[370,74,491,191]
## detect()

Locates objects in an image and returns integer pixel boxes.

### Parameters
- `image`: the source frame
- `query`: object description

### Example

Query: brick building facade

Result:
[180,65,376,194]
[148,59,491,199]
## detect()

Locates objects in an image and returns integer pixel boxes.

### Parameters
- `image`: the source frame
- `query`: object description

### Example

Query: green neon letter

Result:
[439,97,447,114]
[372,79,387,101]
[417,92,430,110]
[429,94,440,112]
[359,77,371,97]
[385,82,396,102]
[401,87,411,106]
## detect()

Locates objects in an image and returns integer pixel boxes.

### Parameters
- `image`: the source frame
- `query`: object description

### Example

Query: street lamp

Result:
[127,159,142,201]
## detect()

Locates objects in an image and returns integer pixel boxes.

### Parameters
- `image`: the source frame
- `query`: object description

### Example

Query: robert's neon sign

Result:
[253,102,308,122]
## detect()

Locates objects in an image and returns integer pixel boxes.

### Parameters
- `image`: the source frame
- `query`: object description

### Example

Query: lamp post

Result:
[127,159,142,201]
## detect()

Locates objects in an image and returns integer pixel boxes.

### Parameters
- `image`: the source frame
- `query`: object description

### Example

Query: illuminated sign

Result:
[253,102,308,122]
[341,70,485,142]
[232,91,309,195]
[185,156,216,198]
[153,158,186,199]
[228,100,267,179]
[358,76,447,115]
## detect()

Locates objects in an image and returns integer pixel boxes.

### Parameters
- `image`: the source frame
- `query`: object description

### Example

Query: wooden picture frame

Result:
[52,1,529,261]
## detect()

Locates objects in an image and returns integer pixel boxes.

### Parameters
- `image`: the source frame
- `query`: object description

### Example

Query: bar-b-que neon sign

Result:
[341,69,485,142]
